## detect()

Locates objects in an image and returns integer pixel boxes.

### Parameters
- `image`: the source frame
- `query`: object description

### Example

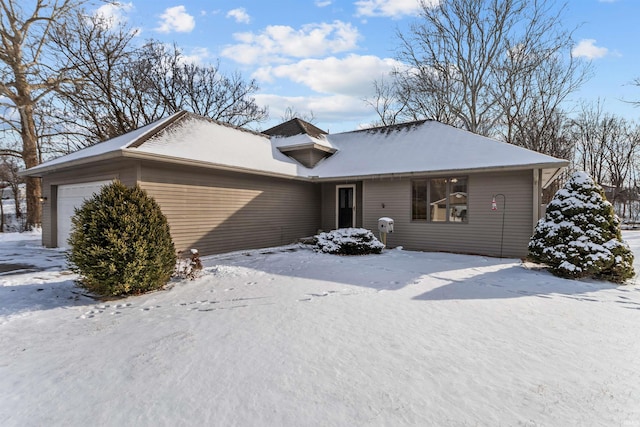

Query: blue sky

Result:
[97,0,640,132]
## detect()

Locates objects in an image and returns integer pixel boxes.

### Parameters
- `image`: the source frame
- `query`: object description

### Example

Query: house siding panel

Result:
[320,181,363,230]
[320,183,335,231]
[40,160,138,247]
[361,171,534,258]
[139,163,321,256]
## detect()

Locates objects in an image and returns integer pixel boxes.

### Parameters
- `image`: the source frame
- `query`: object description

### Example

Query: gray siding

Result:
[285,149,329,168]
[361,171,534,258]
[320,181,363,231]
[320,183,335,231]
[40,160,138,247]
[139,163,321,256]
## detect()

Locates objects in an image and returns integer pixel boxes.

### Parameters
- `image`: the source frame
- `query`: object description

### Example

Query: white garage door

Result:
[57,181,112,248]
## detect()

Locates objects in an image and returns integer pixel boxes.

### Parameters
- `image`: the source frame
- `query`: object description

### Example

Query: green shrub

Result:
[314,228,385,255]
[528,171,634,283]
[66,181,176,297]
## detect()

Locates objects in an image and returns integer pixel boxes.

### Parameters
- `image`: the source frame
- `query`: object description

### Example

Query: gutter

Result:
[21,147,568,185]
[19,150,124,177]
[307,161,569,182]
[121,150,312,182]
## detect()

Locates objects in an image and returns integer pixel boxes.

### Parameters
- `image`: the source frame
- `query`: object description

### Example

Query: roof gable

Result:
[263,118,328,139]
[311,120,567,185]
[24,111,567,186]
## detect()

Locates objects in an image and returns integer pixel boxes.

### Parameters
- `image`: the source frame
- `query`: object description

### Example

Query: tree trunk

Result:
[0,196,4,232]
[20,104,42,229]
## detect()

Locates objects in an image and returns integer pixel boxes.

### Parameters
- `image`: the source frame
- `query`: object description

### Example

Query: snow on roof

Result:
[25,114,179,173]
[135,114,313,177]
[312,121,566,179]
[270,133,336,151]
[25,112,567,180]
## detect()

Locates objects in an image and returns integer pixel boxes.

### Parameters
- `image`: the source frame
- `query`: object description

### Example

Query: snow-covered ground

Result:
[1,231,640,427]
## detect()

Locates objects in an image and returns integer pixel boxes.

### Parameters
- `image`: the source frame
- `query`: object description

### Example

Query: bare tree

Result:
[131,41,268,128]
[51,10,148,145]
[280,106,317,123]
[364,76,406,127]
[571,101,640,203]
[53,21,268,145]
[0,156,23,217]
[385,0,586,139]
[0,0,85,229]
[498,42,588,158]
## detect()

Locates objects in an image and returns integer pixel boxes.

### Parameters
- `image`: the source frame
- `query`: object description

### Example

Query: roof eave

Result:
[308,161,569,182]
[277,142,336,154]
[19,150,126,177]
[121,150,310,181]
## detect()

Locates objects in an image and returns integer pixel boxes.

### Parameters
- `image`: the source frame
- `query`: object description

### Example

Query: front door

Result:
[337,185,355,228]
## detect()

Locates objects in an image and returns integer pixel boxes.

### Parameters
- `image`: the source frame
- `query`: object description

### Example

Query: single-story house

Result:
[23,111,567,258]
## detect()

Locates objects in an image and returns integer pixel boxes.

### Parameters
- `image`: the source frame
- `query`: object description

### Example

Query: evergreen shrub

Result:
[67,181,176,297]
[314,228,385,255]
[528,171,634,283]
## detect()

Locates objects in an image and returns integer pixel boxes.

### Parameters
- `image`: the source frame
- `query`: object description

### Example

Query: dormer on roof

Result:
[263,118,328,139]
[264,118,336,168]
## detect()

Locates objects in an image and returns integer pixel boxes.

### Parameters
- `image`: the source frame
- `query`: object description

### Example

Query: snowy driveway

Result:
[1,232,640,426]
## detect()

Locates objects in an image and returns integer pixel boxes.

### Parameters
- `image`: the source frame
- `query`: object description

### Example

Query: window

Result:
[412,180,427,220]
[411,177,468,222]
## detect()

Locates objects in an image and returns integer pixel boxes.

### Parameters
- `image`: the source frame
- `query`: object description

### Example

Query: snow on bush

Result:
[314,228,385,255]
[67,181,176,297]
[528,171,634,283]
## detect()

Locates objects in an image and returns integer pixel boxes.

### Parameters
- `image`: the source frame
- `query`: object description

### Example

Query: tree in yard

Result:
[0,156,24,218]
[372,0,588,145]
[365,76,409,127]
[0,0,86,229]
[528,171,634,283]
[50,9,146,146]
[52,10,268,146]
[571,101,640,209]
[67,181,176,297]
[280,106,317,124]
[132,41,268,128]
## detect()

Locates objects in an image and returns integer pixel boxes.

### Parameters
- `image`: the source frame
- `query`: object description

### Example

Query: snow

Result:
[136,115,312,177]
[25,113,567,183]
[311,121,567,179]
[314,228,385,254]
[134,116,565,180]
[25,114,178,175]
[2,231,640,426]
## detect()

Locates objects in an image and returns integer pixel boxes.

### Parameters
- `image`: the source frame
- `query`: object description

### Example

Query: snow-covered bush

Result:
[528,172,634,283]
[67,181,176,297]
[314,228,384,255]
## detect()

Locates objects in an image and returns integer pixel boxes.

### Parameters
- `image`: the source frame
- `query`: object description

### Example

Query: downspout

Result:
[532,169,541,230]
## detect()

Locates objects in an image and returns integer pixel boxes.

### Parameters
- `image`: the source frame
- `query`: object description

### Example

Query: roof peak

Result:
[263,118,328,139]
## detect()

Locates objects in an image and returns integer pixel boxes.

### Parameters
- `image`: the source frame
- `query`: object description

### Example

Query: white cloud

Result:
[572,39,609,59]
[227,8,251,24]
[181,47,212,65]
[254,54,403,97]
[355,0,438,18]
[255,93,373,124]
[221,21,360,65]
[316,0,332,6]
[156,5,195,33]
[94,2,133,28]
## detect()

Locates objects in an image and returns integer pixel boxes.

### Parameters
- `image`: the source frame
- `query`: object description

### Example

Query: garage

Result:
[56,181,112,248]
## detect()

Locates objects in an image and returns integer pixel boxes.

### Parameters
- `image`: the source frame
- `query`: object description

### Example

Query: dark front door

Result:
[338,186,354,228]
